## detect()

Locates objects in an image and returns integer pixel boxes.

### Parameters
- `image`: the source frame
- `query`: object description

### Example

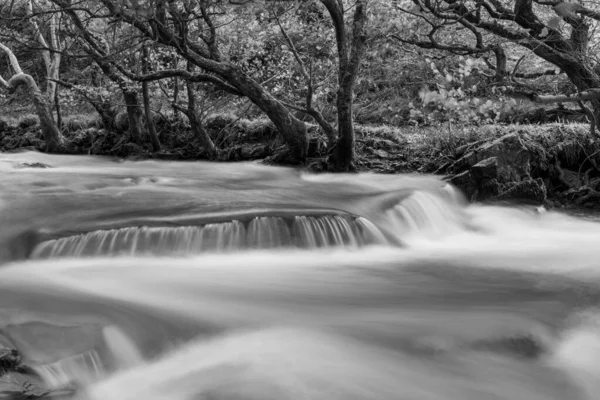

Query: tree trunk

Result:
[8,74,66,152]
[172,54,180,120]
[123,89,144,144]
[186,63,217,159]
[565,65,600,138]
[321,0,368,171]
[54,85,62,130]
[331,85,356,171]
[223,69,308,162]
[142,47,162,152]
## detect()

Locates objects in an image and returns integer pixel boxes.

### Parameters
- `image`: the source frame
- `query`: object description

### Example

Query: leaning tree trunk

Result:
[8,74,66,152]
[0,42,66,152]
[223,69,308,162]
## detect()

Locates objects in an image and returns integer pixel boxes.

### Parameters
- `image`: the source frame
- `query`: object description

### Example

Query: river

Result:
[1,151,600,400]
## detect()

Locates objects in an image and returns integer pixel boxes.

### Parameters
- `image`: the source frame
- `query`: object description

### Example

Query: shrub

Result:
[17,114,39,129]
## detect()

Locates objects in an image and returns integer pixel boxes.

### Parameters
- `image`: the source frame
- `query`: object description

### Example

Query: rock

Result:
[14,162,51,169]
[471,157,498,181]
[495,178,547,204]
[454,133,531,183]
[448,170,477,200]
[0,348,22,377]
[448,133,535,202]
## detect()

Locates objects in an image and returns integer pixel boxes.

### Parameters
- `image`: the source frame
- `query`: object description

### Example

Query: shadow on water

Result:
[1,152,600,400]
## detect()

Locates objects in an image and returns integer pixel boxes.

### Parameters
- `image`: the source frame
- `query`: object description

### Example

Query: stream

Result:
[1,151,600,400]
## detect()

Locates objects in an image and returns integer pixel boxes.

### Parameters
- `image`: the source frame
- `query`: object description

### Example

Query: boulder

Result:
[495,178,547,204]
[471,157,498,181]
[448,133,535,201]
[448,170,477,200]
[454,133,531,183]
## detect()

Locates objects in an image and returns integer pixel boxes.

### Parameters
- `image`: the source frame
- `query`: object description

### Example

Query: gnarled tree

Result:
[394,0,600,132]
[50,0,309,162]
[0,42,66,152]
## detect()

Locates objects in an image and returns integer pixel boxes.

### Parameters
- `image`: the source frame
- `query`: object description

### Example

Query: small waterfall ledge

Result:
[31,215,389,259]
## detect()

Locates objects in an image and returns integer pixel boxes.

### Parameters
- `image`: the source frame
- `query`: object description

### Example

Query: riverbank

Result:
[1,114,597,207]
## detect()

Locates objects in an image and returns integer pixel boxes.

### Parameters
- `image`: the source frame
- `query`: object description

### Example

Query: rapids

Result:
[1,151,600,400]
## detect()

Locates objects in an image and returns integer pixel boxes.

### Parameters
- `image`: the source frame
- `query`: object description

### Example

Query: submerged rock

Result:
[14,162,52,169]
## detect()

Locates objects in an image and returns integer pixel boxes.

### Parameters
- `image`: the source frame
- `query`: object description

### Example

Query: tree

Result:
[394,0,600,132]
[54,1,145,143]
[24,0,64,108]
[141,44,162,152]
[320,0,368,171]
[0,41,66,152]
[51,0,310,162]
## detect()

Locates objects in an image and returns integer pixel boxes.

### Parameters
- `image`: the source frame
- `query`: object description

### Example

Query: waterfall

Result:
[384,191,468,239]
[31,215,388,259]
[32,350,104,390]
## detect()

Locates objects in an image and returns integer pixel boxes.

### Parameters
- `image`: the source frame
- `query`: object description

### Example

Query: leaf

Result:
[539,27,549,37]
[553,2,584,18]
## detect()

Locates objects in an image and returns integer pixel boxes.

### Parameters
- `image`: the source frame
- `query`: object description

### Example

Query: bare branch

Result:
[507,88,600,103]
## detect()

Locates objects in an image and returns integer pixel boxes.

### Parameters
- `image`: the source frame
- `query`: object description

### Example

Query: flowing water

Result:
[1,151,600,400]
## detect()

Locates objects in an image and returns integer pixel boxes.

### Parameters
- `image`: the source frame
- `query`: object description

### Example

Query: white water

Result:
[1,152,600,400]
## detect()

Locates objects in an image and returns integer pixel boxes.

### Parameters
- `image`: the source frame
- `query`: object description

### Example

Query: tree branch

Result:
[507,88,600,103]
[0,42,24,75]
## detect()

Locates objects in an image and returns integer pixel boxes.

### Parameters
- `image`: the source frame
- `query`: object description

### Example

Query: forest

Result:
[2,0,600,205]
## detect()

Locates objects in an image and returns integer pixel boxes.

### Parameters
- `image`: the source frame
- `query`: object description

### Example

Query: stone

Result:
[14,162,51,169]
[471,157,498,181]
[475,133,531,182]
[495,178,547,204]
[448,170,477,200]
[454,133,531,183]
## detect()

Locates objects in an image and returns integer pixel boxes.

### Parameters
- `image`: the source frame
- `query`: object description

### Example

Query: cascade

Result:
[31,215,388,259]
[2,152,600,400]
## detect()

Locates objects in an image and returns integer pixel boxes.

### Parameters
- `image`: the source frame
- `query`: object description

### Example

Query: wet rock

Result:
[448,170,477,200]
[471,157,498,181]
[473,335,545,359]
[0,348,22,377]
[448,133,535,202]
[14,162,52,169]
[454,133,531,183]
[495,178,547,204]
